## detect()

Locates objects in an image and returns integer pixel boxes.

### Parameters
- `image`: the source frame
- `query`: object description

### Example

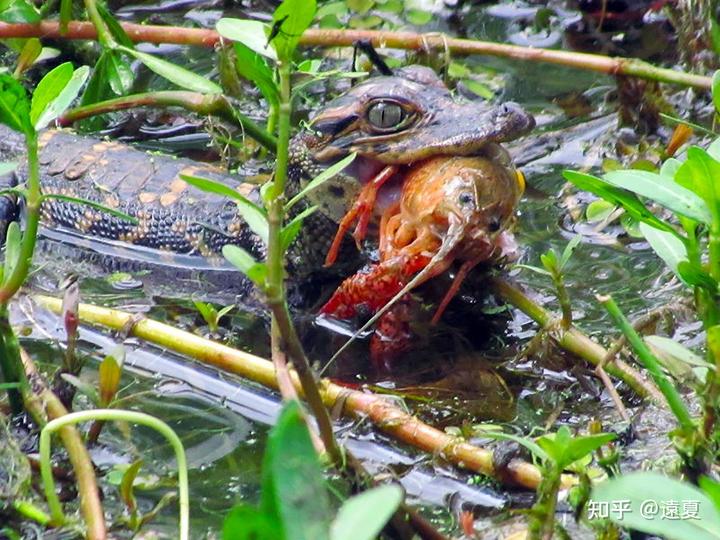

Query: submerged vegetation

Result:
[4,0,720,539]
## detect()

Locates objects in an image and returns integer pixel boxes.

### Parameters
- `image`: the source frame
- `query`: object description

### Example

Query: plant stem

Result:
[20,349,106,539]
[0,22,710,89]
[489,277,662,402]
[598,294,695,431]
[40,409,189,540]
[59,91,277,152]
[0,134,40,303]
[528,465,562,540]
[35,294,575,490]
[0,305,25,414]
[264,60,341,465]
[82,0,114,48]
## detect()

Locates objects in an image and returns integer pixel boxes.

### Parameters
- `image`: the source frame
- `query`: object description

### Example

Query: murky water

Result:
[6,0,699,537]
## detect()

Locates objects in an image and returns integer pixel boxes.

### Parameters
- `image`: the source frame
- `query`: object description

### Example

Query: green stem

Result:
[0,133,39,303]
[553,273,572,330]
[528,465,562,540]
[83,0,115,48]
[598,294,694,431]
[40,409,189,539]
[263,59,342,466]
[490,277,661,401]
[59,91,277,153]
[0,305,24,414]
[12,500,52,526]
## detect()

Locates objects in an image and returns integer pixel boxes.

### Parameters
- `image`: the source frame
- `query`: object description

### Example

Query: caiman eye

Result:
[458,192,475,207]
[366,100,407,131]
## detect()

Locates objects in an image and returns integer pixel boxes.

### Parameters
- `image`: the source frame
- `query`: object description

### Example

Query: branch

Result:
[0,21,710,89]
[20,348,106,539]
[58,91,277,152]
[34,294,574,491]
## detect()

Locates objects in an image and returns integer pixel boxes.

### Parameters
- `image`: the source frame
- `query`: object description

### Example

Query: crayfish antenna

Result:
[322,220,466,371]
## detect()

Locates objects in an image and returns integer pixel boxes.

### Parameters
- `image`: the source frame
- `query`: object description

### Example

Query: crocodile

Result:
[0,66,534,279]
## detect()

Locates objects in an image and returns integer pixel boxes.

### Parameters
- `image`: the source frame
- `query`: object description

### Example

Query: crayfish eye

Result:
[458,192,475,207]
[488,217,502,232]
[366,100,407,131]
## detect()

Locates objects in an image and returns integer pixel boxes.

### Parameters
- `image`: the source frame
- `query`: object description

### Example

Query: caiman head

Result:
[291,65,535,222]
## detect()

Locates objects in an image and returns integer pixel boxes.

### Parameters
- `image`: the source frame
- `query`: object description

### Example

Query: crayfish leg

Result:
[430,256,483,325]
[324,165,397,267]
[370,299,414,371]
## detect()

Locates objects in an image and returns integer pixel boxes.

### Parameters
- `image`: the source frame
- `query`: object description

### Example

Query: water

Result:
[7,0,697,537]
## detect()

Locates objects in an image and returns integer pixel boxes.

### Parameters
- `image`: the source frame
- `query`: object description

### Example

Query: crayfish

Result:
[320,150,524,369]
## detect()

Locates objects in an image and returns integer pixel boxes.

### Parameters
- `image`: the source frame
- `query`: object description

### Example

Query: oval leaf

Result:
[33,65,89,130]
[0,73,32,135]
[604,169,711,225]
[638,222,688,281]
[119,46,222,94]
[216,18,277,60]
[330,485,403,540]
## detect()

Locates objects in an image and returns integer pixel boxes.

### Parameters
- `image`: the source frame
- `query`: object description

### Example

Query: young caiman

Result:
[0,66,534,276]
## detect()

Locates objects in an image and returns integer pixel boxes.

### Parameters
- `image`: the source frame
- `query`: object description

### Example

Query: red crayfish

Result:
[320,152,524,368]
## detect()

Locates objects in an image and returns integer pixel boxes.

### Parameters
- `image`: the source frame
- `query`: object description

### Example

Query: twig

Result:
[58,91,277,152]
[489,277,663,402]
[20,348,106,539]
[34,294,573,490]
[0,22,710,89]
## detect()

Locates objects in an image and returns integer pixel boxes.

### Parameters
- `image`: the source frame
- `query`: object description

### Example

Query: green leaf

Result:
[0,73,32,135]
[638,222,688,282]
[105,50,134,96]
[0,0,40,23]
[559,235,581,269]
[33,65,89,129]
[2,221,20,286]
[330,485,403,540]
[604,169,711,225]
[406,8,433,25]
[714,70,720,114]
[708,138,720,162]
[232,42,279,107]
[281,205,318,252]
[585,199,616,223]
[30,62,73,125]
[98,353,122,406]
[96,2,135,49]
[645,335,712,383]
[676,147,720,217]
[222,245,267,286]
[0,161,17,176]
[563,171,677,234]
[223,504,281,540]
[513,264,552,277]
[270,0,317,61]
[700,476,720,511]
[59,373,99,404]
[216,18,277,61]
[180,174,268,244]
[120,460,143,514]
[285,153,356,210]
[13,38,41,77]
[261,401,332,540]
[678,260,718,293]
[473,429,548,462]
[660,157,683,178]
[560,433,616,469]
[41,193,138,225]
[118,46,222,94]
[711,20,720,56]
[591,472,720,540]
